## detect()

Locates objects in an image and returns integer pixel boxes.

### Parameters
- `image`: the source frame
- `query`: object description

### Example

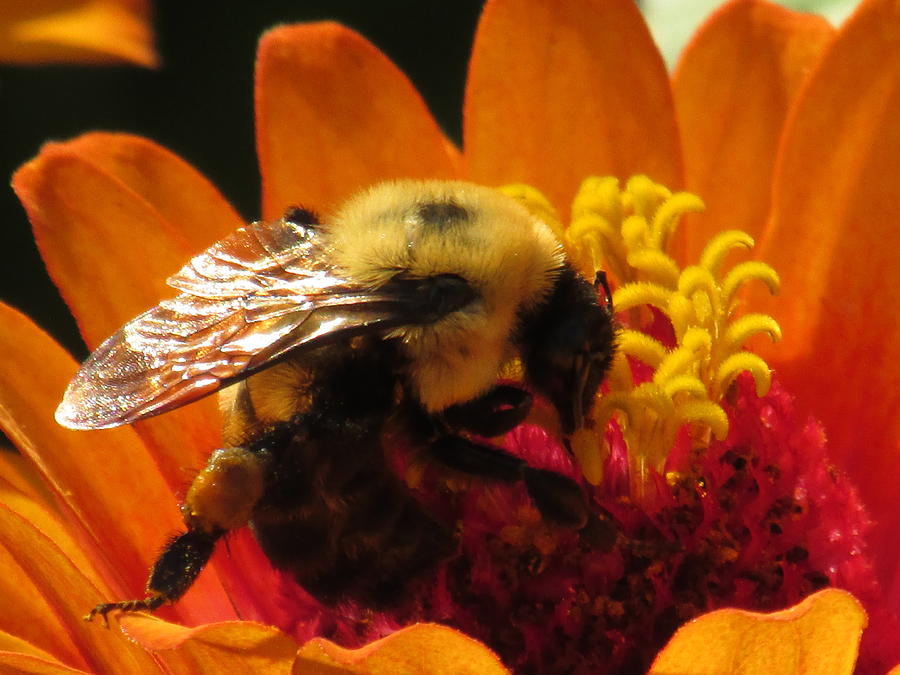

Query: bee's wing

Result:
[55,217,469,430]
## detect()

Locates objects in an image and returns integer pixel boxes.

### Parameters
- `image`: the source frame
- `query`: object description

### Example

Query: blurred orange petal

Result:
[0,513,90,670]
[0,503,161,672]
[58,133,245,252]
[0,0,157,67]
[673,0,834,260]
[11,134,228,492]
[0,446,54,508]
[12,133,240,348]
[0,631,69,661]
[755,0,900,588]
[120,614,298,673]
[0,303,233,626]
[0,651,86,675]
[255,23,460,220]
[295,623,509,675]
[465,0,681,213]
[649,589,866,675]
[0,472,93,581]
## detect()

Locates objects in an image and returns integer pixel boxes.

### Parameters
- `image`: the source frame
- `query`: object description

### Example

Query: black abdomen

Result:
[247,339,453,606]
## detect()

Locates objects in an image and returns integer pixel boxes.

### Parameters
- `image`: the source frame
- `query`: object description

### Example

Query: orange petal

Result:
[0,473,94,587]
[0,303,233,625]
[0,503,162,672]
[0,631,81,673]
[753,0,900,588]
[255,23,461,220]
[204,527,293,628]
[0,632,65,661]
[0,651,86,674]
[119,614,298,673]
[0,446,55,508]
[12,133,231,494]
[672,0,834,261]
[465,0,682,214]
[295,623,509,675]
[0,514,91,670]
[0,0,157,67]
[12,133,242,348]
[54,133,245,253]
[649,589,866,674]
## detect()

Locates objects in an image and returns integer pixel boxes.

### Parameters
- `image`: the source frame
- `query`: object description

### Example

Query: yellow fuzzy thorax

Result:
[502,176,781,497]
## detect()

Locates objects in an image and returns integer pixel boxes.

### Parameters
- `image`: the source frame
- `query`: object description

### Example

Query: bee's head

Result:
[519,268,615,435]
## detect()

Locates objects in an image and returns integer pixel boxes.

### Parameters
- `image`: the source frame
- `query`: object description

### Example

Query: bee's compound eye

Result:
[381,273,477,324]
[427,274,477,314]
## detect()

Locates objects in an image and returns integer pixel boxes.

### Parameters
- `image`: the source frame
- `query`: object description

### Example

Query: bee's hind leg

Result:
[85,444,271,624]
[85,527,222,624]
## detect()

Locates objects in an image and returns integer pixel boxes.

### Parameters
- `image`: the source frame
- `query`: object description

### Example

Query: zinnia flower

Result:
[0,0,157,67]
[2,0,899,672]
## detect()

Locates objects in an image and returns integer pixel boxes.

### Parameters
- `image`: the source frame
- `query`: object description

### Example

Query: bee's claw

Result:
[83,595,166,627]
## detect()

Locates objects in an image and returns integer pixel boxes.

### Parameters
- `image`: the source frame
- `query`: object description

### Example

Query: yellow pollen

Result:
[503,176,781,498]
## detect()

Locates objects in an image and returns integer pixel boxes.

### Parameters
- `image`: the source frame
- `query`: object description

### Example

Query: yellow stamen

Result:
[714,352,773,399]
[617,329,667,369]
[504,175,782,499]
[699,230,755,275]
[722,261,781,305]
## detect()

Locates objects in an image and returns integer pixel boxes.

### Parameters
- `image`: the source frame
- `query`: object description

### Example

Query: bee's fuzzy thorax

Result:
[327,180,564,411]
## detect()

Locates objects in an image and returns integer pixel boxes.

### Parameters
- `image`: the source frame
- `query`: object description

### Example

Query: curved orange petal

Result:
[295,623,509,675]
[0,504,163,672]
[753,0,900,589]
[203,527,292,628]
[255,22,461,220]
[0,651,86,675]
[649,589,865,675]
[0,473,94,584]
[0,632,68,661]
[12,134,231,493]
[0,631,82,673]
[0,447,55,508]
[0,303,233,625]
[0,0,157,67]
[0,531,90,669]
[56,133,245,253]
[12,133,243,346]
[465,0,682,214]
[672,0,834,261]
[119,615,298,673]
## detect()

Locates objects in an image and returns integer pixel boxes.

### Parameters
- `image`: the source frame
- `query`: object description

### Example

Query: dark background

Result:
[0,1,486,359]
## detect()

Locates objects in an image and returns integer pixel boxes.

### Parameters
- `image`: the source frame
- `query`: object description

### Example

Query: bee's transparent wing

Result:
[56,217,437,429]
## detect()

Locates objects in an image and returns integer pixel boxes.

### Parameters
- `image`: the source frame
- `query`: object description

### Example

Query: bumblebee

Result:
[56,180,615,618]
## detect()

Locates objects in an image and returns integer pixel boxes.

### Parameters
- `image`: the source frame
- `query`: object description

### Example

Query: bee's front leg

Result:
[441,384,533,437]
[85,445,270,623]
[429,433,589,528]
[430,385,588,528]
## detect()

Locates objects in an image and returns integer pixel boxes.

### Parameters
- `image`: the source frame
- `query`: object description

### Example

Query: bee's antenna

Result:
[594,271,613,313]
